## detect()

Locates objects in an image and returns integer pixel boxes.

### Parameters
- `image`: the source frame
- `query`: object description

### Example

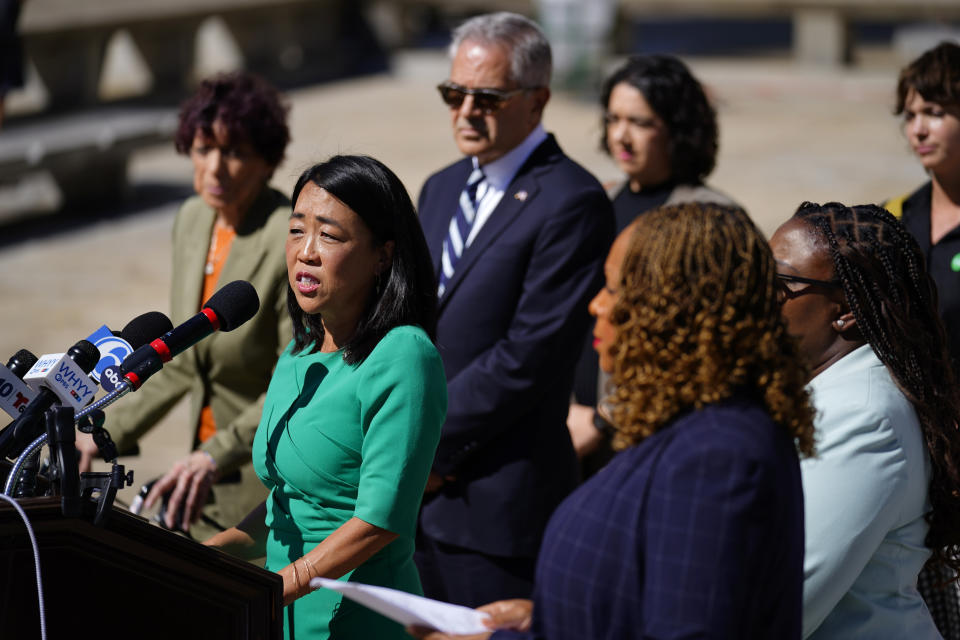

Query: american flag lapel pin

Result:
[514,190,528,202]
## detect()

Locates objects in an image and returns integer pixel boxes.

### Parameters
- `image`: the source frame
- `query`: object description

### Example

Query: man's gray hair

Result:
[449,12,552,89]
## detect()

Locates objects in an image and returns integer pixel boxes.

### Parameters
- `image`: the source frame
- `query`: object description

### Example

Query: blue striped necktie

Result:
[438,167,484,296]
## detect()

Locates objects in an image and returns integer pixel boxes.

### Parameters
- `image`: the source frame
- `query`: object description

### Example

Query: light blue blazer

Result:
[803,344,940,639]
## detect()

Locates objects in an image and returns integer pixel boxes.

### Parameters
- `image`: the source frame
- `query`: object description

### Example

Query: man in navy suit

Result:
[415,12,615,607]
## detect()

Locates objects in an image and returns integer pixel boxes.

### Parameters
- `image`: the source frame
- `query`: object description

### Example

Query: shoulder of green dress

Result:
[366,325,441,368]
[380,325,435,349]
[279,337,298,358]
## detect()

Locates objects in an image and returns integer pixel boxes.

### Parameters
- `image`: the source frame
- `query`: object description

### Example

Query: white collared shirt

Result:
[465,124,547,247]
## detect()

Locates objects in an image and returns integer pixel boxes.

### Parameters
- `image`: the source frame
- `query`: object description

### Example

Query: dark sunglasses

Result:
[437,82,531,113]
[776,273,841,302]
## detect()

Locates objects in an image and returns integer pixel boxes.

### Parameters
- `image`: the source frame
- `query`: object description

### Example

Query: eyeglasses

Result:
[437,82,532,113]
[776,273,841,303]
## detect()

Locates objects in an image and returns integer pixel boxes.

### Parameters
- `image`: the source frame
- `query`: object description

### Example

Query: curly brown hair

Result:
[608,203,815,456]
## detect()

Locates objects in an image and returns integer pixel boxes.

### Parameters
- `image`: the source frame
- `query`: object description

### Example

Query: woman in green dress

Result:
[206,155,447,639]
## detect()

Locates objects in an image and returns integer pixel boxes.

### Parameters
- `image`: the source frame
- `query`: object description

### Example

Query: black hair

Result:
[599,55,718,184]
[288,155,438,364]
[794,202,960,576]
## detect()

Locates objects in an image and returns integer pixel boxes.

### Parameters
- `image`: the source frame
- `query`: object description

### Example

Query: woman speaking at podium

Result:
[206,155,447,640]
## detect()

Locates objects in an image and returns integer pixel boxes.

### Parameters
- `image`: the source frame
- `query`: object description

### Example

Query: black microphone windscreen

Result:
[121,311,173,349]
[202,280,260,332]
[69,340,101,373]
[6,350,38,378]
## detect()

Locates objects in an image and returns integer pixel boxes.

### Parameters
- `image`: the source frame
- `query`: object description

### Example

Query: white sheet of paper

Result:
[309,577,491,634]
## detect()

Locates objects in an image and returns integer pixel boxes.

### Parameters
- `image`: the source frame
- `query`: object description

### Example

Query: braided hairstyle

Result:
[608,202,816,456]
[794,201,960,575]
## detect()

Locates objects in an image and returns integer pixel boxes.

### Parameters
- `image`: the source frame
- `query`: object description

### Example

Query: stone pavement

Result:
[0,50,927,503]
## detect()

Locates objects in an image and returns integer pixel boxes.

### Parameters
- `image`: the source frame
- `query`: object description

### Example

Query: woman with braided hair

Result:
[411,202,815,640]
[770,201,960,639]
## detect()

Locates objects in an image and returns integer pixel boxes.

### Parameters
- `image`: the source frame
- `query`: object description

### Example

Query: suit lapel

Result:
[437,137,559,308]
[218,191,274,298]
[185,190,275,366]
[437,175,541,308]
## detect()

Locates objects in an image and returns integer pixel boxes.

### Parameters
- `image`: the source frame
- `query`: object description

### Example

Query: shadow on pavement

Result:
[0,180,192,250]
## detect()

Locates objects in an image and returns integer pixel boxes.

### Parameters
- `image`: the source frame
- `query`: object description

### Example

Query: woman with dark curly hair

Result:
[413,203,814,640]
[599,54,737,232]
[569,55,741,466]
[77,71,293,541]
[770,202,960,639]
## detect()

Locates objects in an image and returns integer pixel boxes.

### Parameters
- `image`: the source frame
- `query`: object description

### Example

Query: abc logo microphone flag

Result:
[86,325,134,384]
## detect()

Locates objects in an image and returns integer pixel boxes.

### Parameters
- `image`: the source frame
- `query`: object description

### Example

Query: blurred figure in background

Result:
[413,202,814,640]
[78,71,293,542]
[601,54,736,229]
[569,54,739,472]
[884,43,960,636]
[770,202,960,639]
[886,41,960,370]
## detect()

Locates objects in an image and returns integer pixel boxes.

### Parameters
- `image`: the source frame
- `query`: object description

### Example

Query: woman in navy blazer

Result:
[413,203,815,640]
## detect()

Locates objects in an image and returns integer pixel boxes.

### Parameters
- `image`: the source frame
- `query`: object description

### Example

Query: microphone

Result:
[99,312,173,392]
[0,314,171,461]
[121,281,260,390]
[0,340,100,460]
[86,311,173,388]
[0,350,39,419]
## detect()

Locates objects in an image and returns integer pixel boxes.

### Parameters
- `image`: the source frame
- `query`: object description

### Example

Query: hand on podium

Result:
[145,450,218,531]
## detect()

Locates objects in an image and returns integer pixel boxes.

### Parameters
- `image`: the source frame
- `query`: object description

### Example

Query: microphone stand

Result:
[11,450,41,498]
[3,381,132,496]
[45,406,82,518]
[3,383,135,524]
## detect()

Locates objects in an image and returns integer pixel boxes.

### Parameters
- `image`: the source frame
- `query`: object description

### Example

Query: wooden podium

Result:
[0,497,282,639]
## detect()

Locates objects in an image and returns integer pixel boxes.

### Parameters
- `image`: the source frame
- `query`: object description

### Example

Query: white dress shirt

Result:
[465,124,548,247]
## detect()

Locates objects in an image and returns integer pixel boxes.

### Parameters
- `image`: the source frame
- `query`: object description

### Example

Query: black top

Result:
[573,180,674,406]
[611,180,675,234]
[900,182,960,371]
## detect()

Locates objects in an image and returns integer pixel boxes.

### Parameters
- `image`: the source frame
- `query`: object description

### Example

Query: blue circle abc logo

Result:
[92,334,134,383]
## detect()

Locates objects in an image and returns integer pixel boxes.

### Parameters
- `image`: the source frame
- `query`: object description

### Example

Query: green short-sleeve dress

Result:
[252,325,447,639]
